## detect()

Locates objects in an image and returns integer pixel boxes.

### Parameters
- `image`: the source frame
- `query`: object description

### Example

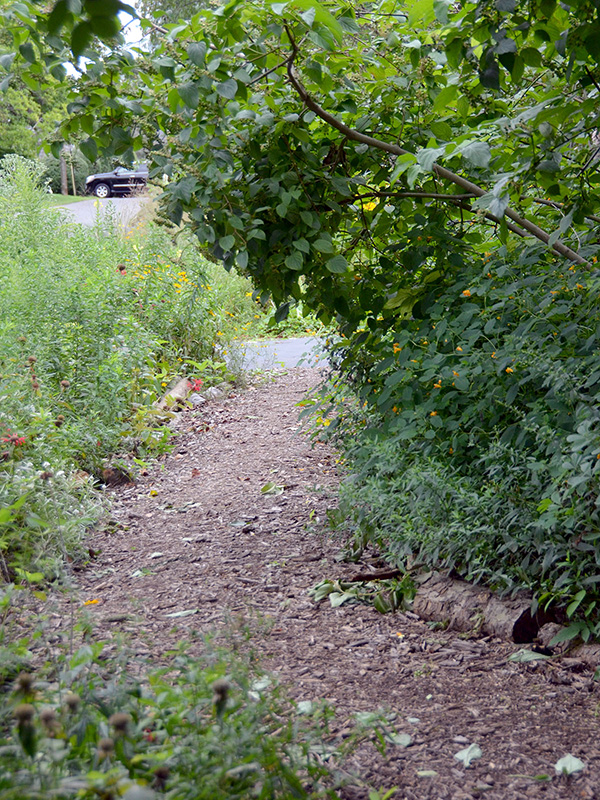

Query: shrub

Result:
[328,242,600,639]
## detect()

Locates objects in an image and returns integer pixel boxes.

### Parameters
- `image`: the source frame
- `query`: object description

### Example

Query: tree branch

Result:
[283,32,590,267]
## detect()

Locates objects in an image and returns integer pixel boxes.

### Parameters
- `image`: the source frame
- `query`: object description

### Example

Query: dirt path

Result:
[72,369,598,799]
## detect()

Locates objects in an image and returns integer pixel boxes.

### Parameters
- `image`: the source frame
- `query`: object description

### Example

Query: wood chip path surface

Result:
[69,368,599,799]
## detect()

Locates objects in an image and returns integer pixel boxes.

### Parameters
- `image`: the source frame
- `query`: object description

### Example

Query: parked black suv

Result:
[85,165,148,198]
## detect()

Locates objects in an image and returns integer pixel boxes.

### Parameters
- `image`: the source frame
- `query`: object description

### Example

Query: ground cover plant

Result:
[0,639,340,799]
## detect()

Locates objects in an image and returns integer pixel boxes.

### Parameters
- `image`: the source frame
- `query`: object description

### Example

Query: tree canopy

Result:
[2,0,599,323]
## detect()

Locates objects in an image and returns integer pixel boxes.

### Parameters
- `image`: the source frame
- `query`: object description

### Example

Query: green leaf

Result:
[430,121,453,140]
[71,21,92,57]
[326,255,348,274]
[566,589,586,617]
[260,482,285,495]
[18,42,36,63]
[433,85,458,113]
[187,41,207,66]
[219,235,235,251]
[508,649,551,662]
[178,81,199,108]
[285,250,304,270]
[417,146,446,171]
[216,78,238,99]
[459,141,491,168]
[292,0,343,44]
[292,238,310,253]
[454,743,482,767]
[313,237,334,253]
[79,137,98,162]
[548,623,586,646]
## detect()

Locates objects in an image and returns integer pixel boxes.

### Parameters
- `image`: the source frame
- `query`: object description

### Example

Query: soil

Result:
[62,369,600,799]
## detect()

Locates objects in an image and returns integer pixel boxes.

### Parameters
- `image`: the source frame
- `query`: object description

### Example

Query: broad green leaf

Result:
[285,250,304,270]
[292,0,343,43]
[216,79,238,99]
[79,137,97,161]
[416,146,446,171]
[508,649,551,662]
[326,255,348,273]
[459,141,491,168]
[433,85,458,113]
[292,238,310,253]
[430,121,453,140]
[187,41,207,66]
[219,235,235,251]
[178,81,199,108]
[313,237,334,253]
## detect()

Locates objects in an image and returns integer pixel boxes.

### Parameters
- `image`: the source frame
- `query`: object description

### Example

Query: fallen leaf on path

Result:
[454,743,482,767]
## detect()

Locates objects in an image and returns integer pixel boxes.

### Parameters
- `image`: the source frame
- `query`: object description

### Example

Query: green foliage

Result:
[0,157,246,576]
[0,643,338,799]
[328,241,600,637]
[3,0,597,324]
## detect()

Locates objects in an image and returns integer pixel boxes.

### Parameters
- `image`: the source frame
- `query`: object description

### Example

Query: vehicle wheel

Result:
[94,183,110,198]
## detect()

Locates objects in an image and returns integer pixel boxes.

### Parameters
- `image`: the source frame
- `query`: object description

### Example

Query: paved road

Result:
[228,337,328,370]
[55,196,147,231]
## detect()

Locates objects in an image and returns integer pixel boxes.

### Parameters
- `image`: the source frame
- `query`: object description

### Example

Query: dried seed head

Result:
[109,712,131,733]
[64,693,80,713]
[98,737,115,756]
[31,381,40,391]
[211,678,230,701]
[54,415,65,428]
[153,765,170,789]
[60,380,70,388]
[15,672,34,694]
[27,356,37,364]
[14,704,35,724]
[17,336,26,343]
[40,708,57,730]
[39,471,53,480]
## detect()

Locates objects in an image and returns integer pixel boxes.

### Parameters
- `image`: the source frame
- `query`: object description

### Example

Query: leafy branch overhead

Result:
[2,0,599,325]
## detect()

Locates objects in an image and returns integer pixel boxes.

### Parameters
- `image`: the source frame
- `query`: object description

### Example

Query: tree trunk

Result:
[59,149,68,195]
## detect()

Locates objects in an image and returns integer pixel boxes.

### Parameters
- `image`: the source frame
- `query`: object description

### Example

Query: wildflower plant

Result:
[0,642,339,799]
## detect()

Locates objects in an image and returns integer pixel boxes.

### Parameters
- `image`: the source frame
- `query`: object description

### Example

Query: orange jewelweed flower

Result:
[505,367,514,373]
[462,289,471,297]
[430,411,438,416]
[456,346,463,352]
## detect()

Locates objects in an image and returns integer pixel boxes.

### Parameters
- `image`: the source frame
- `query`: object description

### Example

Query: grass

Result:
[45,193,88,206]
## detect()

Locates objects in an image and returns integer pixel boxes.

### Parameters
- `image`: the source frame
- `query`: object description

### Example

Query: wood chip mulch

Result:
[59,368,600,799]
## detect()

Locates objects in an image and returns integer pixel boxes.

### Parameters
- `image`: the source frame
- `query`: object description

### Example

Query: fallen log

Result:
[413,572,549,643]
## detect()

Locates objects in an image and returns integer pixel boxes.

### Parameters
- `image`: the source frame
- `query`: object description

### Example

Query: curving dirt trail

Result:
[71,368,599,800]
